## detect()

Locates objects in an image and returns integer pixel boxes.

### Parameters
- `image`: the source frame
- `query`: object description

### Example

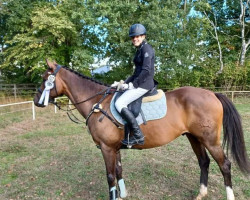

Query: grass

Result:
[0,104,250,200]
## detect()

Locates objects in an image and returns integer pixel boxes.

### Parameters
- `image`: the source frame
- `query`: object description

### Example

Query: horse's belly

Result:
[140,124,184,149]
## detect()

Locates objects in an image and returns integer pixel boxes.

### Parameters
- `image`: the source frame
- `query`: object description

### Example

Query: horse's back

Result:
[167,86,221,110]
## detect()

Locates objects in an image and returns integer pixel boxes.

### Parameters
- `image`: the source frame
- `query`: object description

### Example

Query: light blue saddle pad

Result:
[110,91,167,125]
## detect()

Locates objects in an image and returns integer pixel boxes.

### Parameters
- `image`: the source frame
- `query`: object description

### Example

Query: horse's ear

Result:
[46,59,57,70]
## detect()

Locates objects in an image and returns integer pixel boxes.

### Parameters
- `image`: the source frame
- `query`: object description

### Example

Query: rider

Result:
[113,23,156,146]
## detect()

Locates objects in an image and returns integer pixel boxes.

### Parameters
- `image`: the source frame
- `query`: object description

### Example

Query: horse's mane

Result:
[61,65,110,87]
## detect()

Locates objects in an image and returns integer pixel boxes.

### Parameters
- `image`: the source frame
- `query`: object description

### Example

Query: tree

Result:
[239,0,250,66]
[0,0,249,89]
[0,0,98,83]
[91,0,209,88]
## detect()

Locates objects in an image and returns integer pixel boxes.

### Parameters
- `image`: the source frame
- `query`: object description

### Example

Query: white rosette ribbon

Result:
[38,75,55,106]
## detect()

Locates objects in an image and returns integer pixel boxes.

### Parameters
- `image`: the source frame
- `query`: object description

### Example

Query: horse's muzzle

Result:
[33,99,46,107]
[35,102,46,107]
[33,93,46,107]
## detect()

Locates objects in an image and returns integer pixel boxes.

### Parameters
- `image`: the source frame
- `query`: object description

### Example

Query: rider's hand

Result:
[119,82,134,90]
[111,80,124,88]
[111,81,119,87]
[120,83,128,90]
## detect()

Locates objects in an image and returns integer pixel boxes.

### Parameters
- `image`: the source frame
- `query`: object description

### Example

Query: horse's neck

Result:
[60,70,107,118]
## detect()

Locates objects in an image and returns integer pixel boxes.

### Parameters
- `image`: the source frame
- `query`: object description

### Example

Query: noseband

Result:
[38,65,62,106]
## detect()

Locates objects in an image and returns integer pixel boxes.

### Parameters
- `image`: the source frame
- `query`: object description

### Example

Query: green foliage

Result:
[0,0,97,83]
[93,65,132,85]
[0,0,249,89]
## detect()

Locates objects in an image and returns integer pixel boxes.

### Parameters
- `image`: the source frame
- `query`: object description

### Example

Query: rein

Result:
[52,87,110,124]
[54,87,109,108]
[52,87,122,128]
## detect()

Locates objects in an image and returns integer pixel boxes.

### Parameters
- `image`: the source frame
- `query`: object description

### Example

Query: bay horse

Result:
[33,60,250,200]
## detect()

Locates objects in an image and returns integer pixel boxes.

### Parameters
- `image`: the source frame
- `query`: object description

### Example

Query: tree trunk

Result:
[239,0,250,66]
[204,11,224,73]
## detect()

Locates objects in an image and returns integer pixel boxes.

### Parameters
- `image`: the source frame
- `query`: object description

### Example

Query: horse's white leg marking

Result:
[110,186,118,200]
[118,178,127,198]
[195,184,208,200]
[226,186,235,200]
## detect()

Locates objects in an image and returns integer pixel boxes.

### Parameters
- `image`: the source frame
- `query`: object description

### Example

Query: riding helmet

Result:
[129,24,146,37]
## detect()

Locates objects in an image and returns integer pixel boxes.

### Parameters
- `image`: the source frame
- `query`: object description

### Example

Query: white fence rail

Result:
[0,101,35,120]
[0,97,69,121]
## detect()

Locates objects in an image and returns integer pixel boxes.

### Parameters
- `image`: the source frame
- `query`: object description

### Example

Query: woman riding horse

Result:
[112,24,157,146]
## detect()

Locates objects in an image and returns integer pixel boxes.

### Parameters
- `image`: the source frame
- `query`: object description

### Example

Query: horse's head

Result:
[33,59,64,107]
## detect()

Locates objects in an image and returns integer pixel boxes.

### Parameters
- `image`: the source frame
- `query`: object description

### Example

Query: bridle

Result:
[38,64,62,106]
[37,65,122,128]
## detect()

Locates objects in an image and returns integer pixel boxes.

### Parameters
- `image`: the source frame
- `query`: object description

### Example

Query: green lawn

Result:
[0,104,249,200]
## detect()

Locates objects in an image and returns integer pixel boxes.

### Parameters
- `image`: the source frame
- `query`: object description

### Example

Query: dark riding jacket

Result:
[125,40,155,90]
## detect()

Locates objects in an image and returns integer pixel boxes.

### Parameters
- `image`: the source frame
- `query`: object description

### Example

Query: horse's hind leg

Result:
[116,151,127,198]
[186,134,210,200]
[205,143,234,200]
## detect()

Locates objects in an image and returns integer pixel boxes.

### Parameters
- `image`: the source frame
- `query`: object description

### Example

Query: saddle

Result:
[114,87,159,118]
[112,87,167,148]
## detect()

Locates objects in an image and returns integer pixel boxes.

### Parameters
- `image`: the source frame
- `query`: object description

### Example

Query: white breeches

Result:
[115,87,148,113]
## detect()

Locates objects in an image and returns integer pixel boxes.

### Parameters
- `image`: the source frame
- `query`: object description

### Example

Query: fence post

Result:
[231,91,234,102]
[55,98,57,113]
[14,84,17,99]
[32,101,36,120]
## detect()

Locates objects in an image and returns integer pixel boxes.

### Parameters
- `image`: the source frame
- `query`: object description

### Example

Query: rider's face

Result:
[131,35,145,47]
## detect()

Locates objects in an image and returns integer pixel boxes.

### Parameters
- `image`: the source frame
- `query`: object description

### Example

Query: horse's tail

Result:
[215,93,250,174]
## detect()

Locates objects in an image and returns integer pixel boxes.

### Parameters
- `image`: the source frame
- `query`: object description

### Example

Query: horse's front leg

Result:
[101,144,119,200]
[116,151,127,198]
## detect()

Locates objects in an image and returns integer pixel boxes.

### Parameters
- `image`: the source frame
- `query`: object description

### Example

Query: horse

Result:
[33,60,250,200]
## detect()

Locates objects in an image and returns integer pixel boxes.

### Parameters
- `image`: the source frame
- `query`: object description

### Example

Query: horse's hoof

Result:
[195,184,207,200]
[195,196,202,200]
[195,193,207,200]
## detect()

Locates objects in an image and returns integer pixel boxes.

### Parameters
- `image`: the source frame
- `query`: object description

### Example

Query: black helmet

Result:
[129,24,146,37]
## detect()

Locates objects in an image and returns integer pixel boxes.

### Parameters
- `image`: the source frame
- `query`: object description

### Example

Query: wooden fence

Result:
[0,84,37,98]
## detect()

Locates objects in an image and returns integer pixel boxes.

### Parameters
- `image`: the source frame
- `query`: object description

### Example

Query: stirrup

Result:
[121,135,144,147]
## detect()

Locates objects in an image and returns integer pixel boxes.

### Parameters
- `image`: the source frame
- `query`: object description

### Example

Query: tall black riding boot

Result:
[120,108,144,146]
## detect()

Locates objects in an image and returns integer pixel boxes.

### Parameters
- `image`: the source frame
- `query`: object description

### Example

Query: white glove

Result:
[111,81,119,87]
[111,80,124,88]
[119,82,134,90]
[120,83,128,90]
